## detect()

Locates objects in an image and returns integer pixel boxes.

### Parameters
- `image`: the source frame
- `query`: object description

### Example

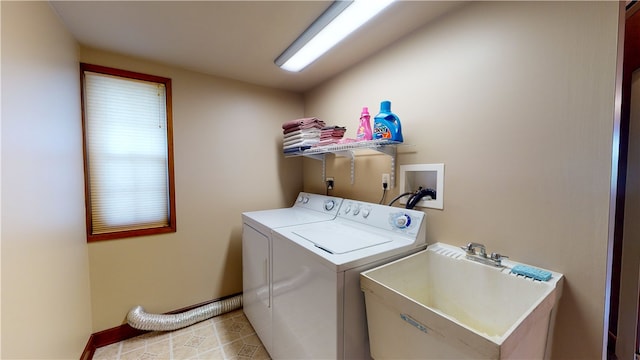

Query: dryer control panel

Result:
[294,192,343,215]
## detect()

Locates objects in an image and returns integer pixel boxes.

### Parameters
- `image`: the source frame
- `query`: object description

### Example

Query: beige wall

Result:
[79,48,304,331]
[0,1,624,359]
[304,2,620,358]
[1,2,93,358]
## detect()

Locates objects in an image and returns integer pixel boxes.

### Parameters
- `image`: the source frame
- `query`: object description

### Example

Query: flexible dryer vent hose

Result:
[127,294,243,331]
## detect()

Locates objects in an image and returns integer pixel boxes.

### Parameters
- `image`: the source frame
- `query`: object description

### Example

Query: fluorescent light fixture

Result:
[275,0,395,72]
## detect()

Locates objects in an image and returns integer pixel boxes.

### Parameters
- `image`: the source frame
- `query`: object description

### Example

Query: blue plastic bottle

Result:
[373,100,403,142]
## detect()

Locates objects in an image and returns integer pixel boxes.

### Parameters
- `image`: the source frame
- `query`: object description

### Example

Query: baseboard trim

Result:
[80,324,147,360]
[80,293,241,360]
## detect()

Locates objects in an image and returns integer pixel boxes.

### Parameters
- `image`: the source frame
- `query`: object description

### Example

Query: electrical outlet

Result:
[326,177,334,190]
[382,173,390,189]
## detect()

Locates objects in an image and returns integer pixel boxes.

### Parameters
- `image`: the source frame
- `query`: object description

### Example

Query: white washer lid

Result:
[292,225,392,254]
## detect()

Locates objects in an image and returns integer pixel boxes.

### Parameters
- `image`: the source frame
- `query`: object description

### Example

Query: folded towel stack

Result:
[313,126,346,147]
[282,117,325,154]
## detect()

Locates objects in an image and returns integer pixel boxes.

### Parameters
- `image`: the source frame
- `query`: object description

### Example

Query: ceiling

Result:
[50,1,465,93]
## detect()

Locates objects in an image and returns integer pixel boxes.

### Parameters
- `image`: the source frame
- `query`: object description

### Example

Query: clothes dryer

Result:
[270,199,427,359]
[241,192,342,355]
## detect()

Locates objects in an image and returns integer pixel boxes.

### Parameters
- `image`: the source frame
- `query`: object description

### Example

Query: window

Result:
[80,63,176,242]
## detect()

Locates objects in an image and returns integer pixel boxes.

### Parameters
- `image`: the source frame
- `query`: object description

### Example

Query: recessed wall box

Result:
[399,163,444,209]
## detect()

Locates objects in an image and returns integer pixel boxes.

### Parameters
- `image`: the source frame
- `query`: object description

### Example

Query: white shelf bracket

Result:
[300,153,326,182]
[350,152,355,185]
[332,150,355,184]
[321,156,326,182]
[390,154,396,188]
[371,144,397,188]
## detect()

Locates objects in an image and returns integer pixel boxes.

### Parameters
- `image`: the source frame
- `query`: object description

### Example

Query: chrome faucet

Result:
[461,242,508,267]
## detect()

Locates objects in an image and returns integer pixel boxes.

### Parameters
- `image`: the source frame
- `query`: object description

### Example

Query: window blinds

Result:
[83,71,170,234]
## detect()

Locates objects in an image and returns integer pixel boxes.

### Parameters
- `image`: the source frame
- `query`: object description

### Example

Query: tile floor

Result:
[92,309,270,360]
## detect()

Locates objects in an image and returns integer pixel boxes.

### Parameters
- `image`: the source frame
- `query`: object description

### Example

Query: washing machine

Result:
[241,192,342,355]
[270,199,427,359]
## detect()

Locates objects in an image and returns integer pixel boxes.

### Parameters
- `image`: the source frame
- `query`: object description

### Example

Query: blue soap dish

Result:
[511,264,552,281]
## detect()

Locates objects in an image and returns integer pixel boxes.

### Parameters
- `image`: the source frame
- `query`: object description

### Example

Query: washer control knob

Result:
[297,195,303,203]
[353,206,361,216]
[362,208,371,218]
[324,200,335,211]
[302,196,310,204]
[394,214,412,229]
[343,205,351,214]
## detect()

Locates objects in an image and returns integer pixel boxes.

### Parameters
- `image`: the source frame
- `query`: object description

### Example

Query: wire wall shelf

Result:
[284,140,403,187]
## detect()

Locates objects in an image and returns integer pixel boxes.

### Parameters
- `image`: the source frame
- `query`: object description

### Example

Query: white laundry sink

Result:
[360,242,563,359]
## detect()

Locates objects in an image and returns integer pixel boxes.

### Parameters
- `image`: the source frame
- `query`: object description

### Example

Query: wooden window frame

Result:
[80,63,176,242]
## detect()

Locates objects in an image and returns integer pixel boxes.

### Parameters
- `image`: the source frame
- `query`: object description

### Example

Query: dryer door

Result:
[242,224,272,354]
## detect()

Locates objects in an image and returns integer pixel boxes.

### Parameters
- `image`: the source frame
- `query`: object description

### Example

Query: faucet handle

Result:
[490,252,508,260]
[490,252,508,265]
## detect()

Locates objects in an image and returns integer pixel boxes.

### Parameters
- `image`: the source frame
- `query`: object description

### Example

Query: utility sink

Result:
[360,242,563,359]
